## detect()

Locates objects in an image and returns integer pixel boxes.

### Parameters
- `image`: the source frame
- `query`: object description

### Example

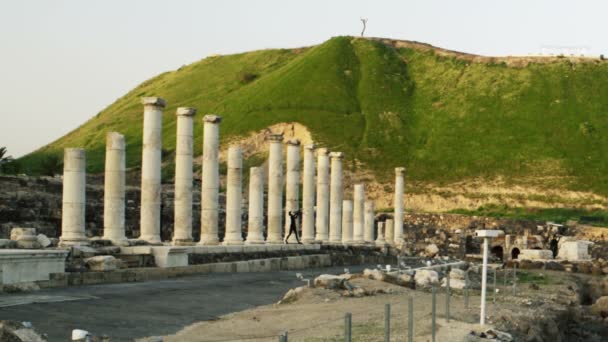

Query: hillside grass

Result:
[15,36,608,198]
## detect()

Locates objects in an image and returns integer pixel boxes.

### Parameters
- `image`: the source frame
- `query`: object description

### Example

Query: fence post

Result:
[345,313,352,342]
[512,264,517,295]
[408,296,414,342]
[445,272,450,322]
[431,285,436,342]
[385,303,390,342]
[464,271,469,309]
[493,268,497,303]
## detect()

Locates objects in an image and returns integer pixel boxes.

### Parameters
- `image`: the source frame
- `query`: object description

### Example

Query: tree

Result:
[0,146,13,173]
[40,154,63,176]
[360,18,368,37]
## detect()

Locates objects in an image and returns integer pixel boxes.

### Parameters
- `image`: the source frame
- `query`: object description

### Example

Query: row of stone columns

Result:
[59,96,407,247]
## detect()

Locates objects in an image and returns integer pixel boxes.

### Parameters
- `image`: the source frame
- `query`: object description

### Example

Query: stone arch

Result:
[511,247,521,260]
[491,245,504,261]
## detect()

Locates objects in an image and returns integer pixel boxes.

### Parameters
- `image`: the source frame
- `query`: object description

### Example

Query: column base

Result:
[222,240,244,245]
[172,238,194,246]
[139,235,162,244]
[197,236,218,245]
[58,237,90,247]
[245,239,265,245]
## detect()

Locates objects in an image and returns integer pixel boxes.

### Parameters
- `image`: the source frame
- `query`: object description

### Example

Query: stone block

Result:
[0,250,68,284]
[243,245,265,253]
[224,246,244,253]
[558,241,593,261]
[84,255,122,271]
[235,261,250,273]
[36,234,52,248]
[151,247,188,268]
[266,245,282,252]
[519,249,553,260]
[248,259,271,272]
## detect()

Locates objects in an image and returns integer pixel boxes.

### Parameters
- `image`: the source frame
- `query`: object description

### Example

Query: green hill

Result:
[15,36,608,200]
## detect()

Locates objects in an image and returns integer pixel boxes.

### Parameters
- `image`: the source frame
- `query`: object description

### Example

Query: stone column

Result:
[103,132,127,245]
[223,146,243,245]
[375,221,386,246]
[199,115,222,245]
[394,167,405,244]
[266,134,284,244]
[314,148,330,242]
[139,97,165,244]
[328,152,343,243]
[284,139,301,243]
[60,148,88,246]
[245,167,265,244]
[385,218,394,245]
[341,200,353,245]
[364,200,375,244]
[173,107,196,245]
[301,144,316,244]
[352,184,365,244]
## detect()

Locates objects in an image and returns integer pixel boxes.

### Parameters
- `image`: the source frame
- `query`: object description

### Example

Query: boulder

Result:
[279,286,306,304]
[0,320,47,342]
[441,277,466,289]
[450,268,466,280]
[591,296,608,318]
[414,269,439,288]
[363,269,385,282]
[36,234,51,248]
[544,261,565,271]
[10,228,36,241]
[15,240,41,249]
[314,274,346,289]
[425,244,439,258]
[84,255,122,272]
[384,271,410,286]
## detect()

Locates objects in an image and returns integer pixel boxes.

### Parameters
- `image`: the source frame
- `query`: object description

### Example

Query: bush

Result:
[238,72,258,84]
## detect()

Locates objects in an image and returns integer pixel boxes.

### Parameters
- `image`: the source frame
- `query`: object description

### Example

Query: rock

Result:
[97,246,121,255]
[48,238,59,247]
[577,262,592,274]
[36,234,51,248]
[591,296,608,318]
[0,239,17,249]
[279,286,306,304]
[450,268,466,280]
[1,282,41,293]
[88,238,114,248]
[384,271,409,286]
[442,277,466,289]
[127,239,150,246]
[363,268,385,282]
[0,320,47,342]
[10,228,36,241]
[71,245,98,258]
[16,240,41,249]
[84,255,122,271]
[414,269,439,288]
[425,244,439,258]
[544,261,565,271]
[314,274,346,289]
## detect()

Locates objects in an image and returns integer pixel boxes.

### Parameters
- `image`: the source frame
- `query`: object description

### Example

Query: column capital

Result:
[329,152,344,159]
[203,114,222,123]
[267,133,284,142]
[304,143,317,150]
[316,147,329,156]
[141,97,166,108]
[285,138,301,146]
[106,132,125,150]
[395,167,406,175]
[176,107,197,116]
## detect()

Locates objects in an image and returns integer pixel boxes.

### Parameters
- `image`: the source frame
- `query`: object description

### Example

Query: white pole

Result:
[480,237,489,325]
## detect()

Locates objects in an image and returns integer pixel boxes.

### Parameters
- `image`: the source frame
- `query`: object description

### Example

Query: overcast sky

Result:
[1,0,605,157]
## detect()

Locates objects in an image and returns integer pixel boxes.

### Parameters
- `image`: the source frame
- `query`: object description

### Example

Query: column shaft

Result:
[199,115,222,245]
[245,167,265,244]
[394,167,405,244]
[328,152,343,243]
[352,184,365,244]
[385,219,394,245]
[173,107,196,245]
[301,144,316,243]
[266,134,284,243]
[60,148,88,246]
[284,139,301,243]
[341,200,353,245]
[103,132,127,244]
[139,97,165,243]
[223,146,243,245]
[364,200,375,243]
[314,148,330,242]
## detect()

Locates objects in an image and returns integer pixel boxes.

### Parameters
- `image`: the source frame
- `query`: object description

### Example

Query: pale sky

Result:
[0,0,605,157]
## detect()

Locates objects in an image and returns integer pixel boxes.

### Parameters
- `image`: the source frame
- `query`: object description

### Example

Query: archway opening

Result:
[511,247,521,259]
[491,245,504,261]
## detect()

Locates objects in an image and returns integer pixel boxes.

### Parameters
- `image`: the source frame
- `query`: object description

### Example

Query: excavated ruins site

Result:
[1,98,608,341]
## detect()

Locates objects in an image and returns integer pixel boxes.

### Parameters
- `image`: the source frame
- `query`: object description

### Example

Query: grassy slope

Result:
[17,36,608,198]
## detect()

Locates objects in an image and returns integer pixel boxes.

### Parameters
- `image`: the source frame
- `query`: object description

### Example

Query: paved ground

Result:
[0,265,369,342]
